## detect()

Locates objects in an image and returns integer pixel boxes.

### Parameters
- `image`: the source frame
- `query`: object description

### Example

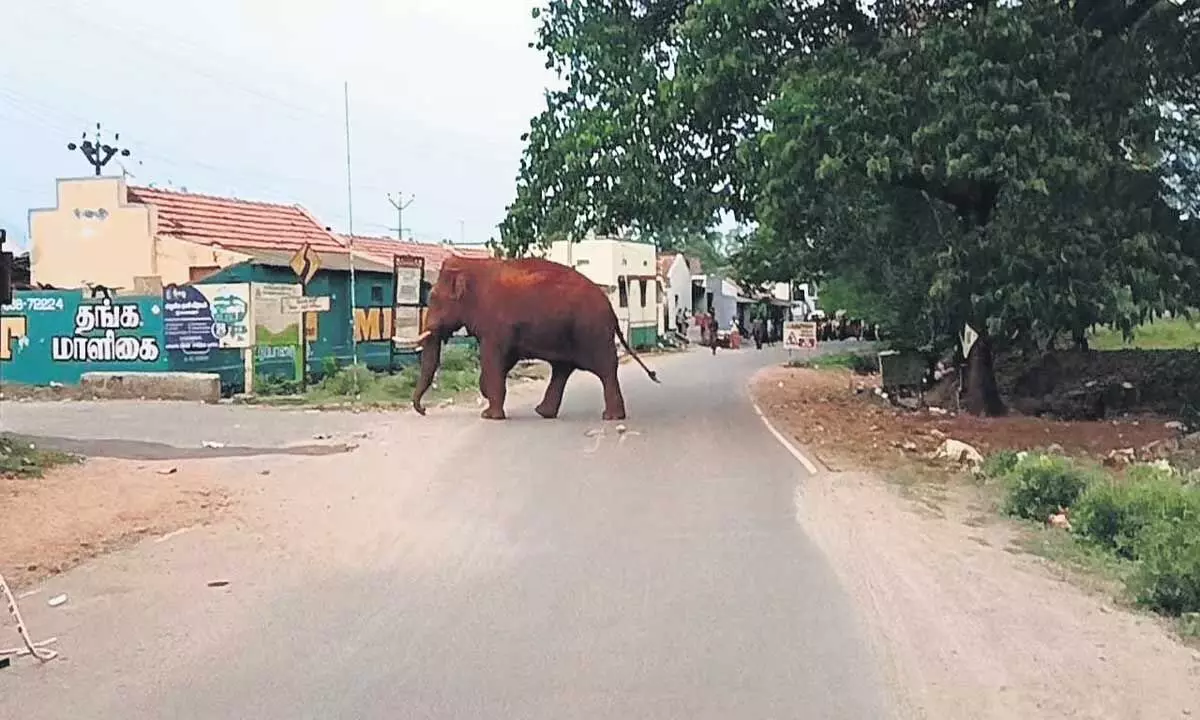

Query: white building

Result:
[540,235,661,349]
[693,273,740,333]
[657,252,702,335]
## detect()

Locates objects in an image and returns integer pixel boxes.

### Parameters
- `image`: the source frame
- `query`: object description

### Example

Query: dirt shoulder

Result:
[1,457,229,590]
[752,366,1200,720]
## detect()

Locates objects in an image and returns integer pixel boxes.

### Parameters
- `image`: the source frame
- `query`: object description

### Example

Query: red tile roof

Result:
[126,185,347,253]
[343,235,490,275]
[656,254,675,277]
[656,252,704,277]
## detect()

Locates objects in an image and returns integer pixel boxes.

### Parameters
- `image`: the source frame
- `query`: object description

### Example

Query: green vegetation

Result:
[987,453,1200,620]
[0,435,80,478]
[501,1,1200,417]
[254,345,481,408]
[813,274,897,334]
[1090,315,1200,351]
[788,351,879,375]
[255,325,301,346]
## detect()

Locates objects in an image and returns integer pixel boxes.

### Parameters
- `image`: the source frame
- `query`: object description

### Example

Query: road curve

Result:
[4,344,889,719]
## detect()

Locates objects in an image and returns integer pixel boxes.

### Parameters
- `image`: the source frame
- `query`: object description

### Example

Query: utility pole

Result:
[459,219,465,245]
[67,123,132,176]
[344,81,359,368]
[387,192,414,241]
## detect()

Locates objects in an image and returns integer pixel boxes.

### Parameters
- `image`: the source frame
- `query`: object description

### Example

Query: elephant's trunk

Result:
[412,334,442,416]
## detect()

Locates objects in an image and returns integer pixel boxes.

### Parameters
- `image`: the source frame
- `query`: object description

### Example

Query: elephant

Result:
[411,255,661,420]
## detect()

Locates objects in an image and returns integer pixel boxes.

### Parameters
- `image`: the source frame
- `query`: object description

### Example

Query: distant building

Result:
[657,252,705,335]
[538,235,661,349]
[27,177,485,292]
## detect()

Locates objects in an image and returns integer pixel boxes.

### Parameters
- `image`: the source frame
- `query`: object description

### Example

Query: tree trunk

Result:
[963,331,1006,417]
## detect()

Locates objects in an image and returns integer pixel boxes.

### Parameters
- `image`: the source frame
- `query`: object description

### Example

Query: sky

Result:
[1,0,553,251]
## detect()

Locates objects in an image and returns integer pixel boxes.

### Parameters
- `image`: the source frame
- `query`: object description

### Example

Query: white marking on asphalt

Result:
[752,403,820,475]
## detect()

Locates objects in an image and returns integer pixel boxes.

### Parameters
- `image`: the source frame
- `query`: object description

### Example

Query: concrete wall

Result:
[662,253,695,333]
[29,177,251,291]
[30,177,156,290]
[1,289,168,385]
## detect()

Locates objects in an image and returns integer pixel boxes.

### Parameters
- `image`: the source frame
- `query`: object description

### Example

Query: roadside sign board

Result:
[281,295,331,314]
[392,306,423,345]
[784,320,818,349]
[288,243,322,286]
[393,255,424,306]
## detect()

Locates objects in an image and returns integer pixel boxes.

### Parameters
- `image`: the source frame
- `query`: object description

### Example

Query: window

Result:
[618,277,629,308]
[370,285,384,304]
[188,266,219,282]
[638,279,648,308]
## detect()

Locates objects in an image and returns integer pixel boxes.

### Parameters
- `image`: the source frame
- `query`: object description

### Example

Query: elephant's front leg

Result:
[535,362,575,419]
[478,342,511,420]
[478,356,517,404]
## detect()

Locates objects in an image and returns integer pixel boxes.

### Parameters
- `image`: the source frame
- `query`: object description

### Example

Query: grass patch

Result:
[1090,314,1200,351]
[253,345,481,409]
[788,351,880,374]
[0,435,81,478]
[1014,523,1136,598]
[985,451,1200,623]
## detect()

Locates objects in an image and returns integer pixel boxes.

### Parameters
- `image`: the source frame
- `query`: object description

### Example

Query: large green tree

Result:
[502,0,1200,415]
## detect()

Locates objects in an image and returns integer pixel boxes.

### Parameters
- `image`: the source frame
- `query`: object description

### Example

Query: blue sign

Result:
[162,284,219,353]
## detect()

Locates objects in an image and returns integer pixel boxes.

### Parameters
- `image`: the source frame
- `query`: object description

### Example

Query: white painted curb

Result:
[753,403,821,475]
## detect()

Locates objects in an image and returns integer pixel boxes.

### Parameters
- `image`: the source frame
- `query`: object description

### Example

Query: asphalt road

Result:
[3,343,890,719]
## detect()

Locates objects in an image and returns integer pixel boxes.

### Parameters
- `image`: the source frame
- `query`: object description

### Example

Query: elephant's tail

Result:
[614,321,661,384]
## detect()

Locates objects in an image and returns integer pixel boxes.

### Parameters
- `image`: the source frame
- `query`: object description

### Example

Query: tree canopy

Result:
[501,0,1200,413]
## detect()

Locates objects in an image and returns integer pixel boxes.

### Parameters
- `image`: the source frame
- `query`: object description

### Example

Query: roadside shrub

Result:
[438,344,479,373]
[847,353,880,375]
[1002,454,1096,521]
[1129,518,1200,615]
[1072,468,1200,559]
[317,364,375,396]
[981,450,1021,479]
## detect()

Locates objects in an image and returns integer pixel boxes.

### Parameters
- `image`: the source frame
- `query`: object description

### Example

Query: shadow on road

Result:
[7,434,358,461]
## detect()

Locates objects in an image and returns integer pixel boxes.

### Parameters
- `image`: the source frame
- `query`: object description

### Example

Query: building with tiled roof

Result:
[29,177,352,290]
[27,176,491,293]
[342,234,491,279]
[126,185,346,254]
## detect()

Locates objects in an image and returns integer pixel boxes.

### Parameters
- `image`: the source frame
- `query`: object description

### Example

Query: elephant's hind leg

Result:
[597,364,627,421]
[535,362,575,419]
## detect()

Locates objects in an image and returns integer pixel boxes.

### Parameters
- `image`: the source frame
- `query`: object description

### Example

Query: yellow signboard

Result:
[289,243,322,286]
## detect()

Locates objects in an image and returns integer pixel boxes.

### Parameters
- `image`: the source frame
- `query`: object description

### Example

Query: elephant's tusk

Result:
[415,330,432,343]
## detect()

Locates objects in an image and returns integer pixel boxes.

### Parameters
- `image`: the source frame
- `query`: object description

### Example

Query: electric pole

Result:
[0,228,13,305]
[67,123,132,176]
[387,192,414,241]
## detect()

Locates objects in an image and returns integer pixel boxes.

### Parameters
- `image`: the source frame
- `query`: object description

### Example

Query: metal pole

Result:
[344,81,359,368]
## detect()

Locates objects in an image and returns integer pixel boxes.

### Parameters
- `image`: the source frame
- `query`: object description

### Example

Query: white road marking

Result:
[752,403,821,475]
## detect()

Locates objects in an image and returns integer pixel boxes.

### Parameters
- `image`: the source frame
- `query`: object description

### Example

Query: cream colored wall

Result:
[543,239,616,285]
[154,235,251,284]
[29,177,253,291]
[611,239,658,329]
[30,177,155,290]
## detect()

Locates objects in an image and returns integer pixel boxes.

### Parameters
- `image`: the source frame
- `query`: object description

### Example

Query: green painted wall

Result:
[1,289,168,385]
[178,262,432,393]
[629,325,658,350]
